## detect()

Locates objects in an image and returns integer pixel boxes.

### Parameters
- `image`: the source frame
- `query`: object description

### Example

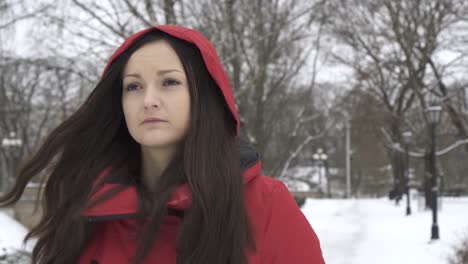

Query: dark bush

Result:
[0,247,31,264]
[448,230,468,264]
[293,196,306,208]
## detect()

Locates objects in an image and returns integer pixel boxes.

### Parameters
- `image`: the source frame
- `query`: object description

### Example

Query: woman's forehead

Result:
[124,41,184,74]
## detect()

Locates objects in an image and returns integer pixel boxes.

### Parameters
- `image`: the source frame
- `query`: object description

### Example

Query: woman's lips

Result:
[141,118,168,125]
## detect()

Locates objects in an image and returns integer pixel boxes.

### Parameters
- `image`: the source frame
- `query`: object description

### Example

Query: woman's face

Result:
[122,40,191,149]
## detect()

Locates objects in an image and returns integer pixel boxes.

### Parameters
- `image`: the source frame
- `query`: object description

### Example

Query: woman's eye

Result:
[162,79,181,87]
[125,83,141,91]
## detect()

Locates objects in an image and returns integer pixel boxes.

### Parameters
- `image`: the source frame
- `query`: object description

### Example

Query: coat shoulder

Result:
[244,175,326,264]
[243,174,294,225]
[247,174,286,192]
[244,175,288,206]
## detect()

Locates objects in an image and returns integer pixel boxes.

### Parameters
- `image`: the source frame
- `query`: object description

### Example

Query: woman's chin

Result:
[138,138,180,149]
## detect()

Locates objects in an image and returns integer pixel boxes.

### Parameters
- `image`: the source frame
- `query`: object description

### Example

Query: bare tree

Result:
[30,0,333,177]
[324,0,468,196]
[0,56,90,189]
[188,0,331,176]
[0,0,56,190]
[0,1,51,30]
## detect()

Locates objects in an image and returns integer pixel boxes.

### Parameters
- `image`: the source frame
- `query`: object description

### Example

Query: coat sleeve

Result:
[260,180,326,264]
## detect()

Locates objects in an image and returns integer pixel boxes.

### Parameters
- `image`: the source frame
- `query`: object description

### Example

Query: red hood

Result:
[101,25,240,135]
[85,26,259,219]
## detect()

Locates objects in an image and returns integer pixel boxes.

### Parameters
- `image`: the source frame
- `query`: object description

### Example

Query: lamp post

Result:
[464,87,468,112]
[313,148,328,196]
[402,131,412,216]
[345,118,351,198]
[1,132,23,192]
[426,104,442,240]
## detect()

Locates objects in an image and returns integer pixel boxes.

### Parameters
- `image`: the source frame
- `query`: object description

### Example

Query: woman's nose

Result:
[143,86,161,109]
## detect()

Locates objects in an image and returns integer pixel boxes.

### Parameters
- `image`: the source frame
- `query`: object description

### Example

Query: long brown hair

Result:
[0,30,256,264]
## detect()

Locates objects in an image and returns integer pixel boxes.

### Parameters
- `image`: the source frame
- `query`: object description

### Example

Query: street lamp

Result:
[464,87,468,112]
[402,131,412,216]
[1,132,23,192]
[313,148,329,196]
[426,104,442,240]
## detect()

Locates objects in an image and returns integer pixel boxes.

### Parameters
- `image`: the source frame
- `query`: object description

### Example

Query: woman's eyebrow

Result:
[157,69,183,75]
[123,69,183,79]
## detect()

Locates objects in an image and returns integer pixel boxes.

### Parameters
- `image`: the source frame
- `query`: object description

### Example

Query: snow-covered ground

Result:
[0,209,32,255]
[1,197,467,263]
[303,197,468,264]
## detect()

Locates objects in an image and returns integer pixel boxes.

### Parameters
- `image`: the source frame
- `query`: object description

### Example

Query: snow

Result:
[0,209,32,255]
[303,197,468,264]
[1,197,467,264]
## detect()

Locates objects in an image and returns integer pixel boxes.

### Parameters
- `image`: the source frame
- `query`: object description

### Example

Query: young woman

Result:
[0,25,325,264]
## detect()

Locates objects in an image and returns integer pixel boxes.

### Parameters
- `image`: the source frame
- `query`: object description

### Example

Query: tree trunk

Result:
[164,0,177,24]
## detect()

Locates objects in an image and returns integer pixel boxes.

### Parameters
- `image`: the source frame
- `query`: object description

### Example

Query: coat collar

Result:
[83,137,261,219]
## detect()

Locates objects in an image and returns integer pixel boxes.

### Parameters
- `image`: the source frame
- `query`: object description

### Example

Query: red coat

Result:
[78,25,325,264]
